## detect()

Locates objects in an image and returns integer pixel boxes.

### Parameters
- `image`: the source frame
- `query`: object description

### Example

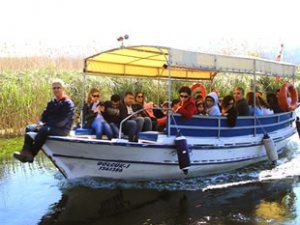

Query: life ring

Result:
[190,83,206,99]
[278,83,298,112]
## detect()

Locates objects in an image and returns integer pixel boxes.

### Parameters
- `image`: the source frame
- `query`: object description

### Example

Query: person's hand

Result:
[93,107,100,113]
[99,105,105,112]
[36,121,44,129]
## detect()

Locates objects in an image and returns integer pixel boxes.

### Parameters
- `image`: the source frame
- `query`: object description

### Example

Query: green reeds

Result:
[0,57,299,138]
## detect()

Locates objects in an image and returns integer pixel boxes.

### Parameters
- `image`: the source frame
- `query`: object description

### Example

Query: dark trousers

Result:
[22,125,66,156]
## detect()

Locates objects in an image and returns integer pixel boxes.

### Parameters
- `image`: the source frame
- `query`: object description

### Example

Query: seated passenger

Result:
[195,98,207,115]
[135,92,158,131]
[233,87,250,116]
[176,86,197,119]
[221,95,237,127]
[205,92,221,116]
[267,93,282,113]
[246,92,263,116]
[119,92,152,142]
[157,99,180,130]
[103,94,121,138]
[257,96,274,115]
[13,79,74,163]
[83,88,113,140]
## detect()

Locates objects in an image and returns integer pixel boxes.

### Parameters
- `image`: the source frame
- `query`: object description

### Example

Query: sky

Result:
[1,0,300,58]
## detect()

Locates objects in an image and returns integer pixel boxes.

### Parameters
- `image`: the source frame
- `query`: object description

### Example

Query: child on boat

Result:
[205,92,221,116]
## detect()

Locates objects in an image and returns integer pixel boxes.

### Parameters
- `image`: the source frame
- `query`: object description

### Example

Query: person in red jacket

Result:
[176,86,197,119]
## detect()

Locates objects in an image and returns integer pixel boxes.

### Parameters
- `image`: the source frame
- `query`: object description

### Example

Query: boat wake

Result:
[58,136,300,192]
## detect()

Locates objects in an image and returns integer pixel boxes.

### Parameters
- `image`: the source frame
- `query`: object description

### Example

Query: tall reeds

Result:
[1,56,299,137]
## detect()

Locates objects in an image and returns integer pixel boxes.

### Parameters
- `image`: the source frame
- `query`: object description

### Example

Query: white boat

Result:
[36,45,299,181]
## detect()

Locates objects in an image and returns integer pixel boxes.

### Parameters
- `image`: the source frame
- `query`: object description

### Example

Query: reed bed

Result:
[0,56,299,137]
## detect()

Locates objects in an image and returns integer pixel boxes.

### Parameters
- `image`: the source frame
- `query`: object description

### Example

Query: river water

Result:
[1,135,300,225]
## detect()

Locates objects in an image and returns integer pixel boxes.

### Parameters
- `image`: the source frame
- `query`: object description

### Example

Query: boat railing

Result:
[168,111,296,138]
[118,108,296,139]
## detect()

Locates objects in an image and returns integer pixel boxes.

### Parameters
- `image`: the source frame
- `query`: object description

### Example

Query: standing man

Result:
[13,79,74,163]
[233,87,250,116]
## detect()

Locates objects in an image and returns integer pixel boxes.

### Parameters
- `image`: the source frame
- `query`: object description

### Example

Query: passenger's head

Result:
[267,93,279,109]
[51,79,65,99]
[257,96,269,108]
[161,101,169,114]
[205,92,218,108]
[179,86,191,102]
[221,95,235,109]
[196,99,205,113]
[233,87,245,102]
[205,96,215,108]
[246,92,260,107]
[256,91,263,97]
[171,99,180,111]
[87,87,100,104]
[192,89,203,100]
[135,92,144,104]
[111,94,121,107]
[123,91,135,106]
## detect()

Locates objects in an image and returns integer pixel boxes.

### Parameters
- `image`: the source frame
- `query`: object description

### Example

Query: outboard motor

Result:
[296,117,300,139]
[262,133,278,165]
[174,135,191,175]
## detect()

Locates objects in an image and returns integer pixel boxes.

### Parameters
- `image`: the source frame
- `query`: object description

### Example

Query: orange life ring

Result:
[190,83,206,98]
[278,83,298,112]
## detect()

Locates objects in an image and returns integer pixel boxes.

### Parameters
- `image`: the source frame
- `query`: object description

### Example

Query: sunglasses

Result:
[180,95,189,98]
[92,95,100,98]
[52,86,61,90]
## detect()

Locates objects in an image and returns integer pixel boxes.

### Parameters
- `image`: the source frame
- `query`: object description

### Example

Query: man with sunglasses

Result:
[13,79,74,163]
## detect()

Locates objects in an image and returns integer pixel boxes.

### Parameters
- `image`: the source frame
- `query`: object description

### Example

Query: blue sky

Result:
[1,0,299,59]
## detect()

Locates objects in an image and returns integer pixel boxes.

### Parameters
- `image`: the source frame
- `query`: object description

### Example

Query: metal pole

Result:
[253,60,257,137]
[80,71,86,128]
[167,54,172,137]
[156,47,171,137]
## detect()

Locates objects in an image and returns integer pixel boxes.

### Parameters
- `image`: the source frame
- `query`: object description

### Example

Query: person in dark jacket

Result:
[119,92,152,142]
[103,94,121,138]
[13,79,74,163]
[221,95,237,127]
[233,87,250,116]
[82,88,113,140]
[176,86,197,119]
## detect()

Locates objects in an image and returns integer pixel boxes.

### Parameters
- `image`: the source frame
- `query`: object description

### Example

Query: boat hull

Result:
[41,131,294,181]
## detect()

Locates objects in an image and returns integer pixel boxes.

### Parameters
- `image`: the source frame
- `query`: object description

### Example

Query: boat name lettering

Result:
[97,161,131,173]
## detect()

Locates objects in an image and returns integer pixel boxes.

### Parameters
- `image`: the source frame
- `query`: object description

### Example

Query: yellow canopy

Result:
[84,45,297,80]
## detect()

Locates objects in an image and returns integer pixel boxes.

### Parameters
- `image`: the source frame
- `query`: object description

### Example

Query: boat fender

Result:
[296,117,300,139]
[174,135,191,175]
[262,134,278,165]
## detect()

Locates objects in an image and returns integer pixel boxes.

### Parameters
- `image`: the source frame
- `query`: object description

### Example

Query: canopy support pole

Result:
[80,70,86,128]
[167,55,172,137]
[253,60,257,137]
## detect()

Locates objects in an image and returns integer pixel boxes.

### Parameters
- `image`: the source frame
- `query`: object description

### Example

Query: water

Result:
[1,135,300,225]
